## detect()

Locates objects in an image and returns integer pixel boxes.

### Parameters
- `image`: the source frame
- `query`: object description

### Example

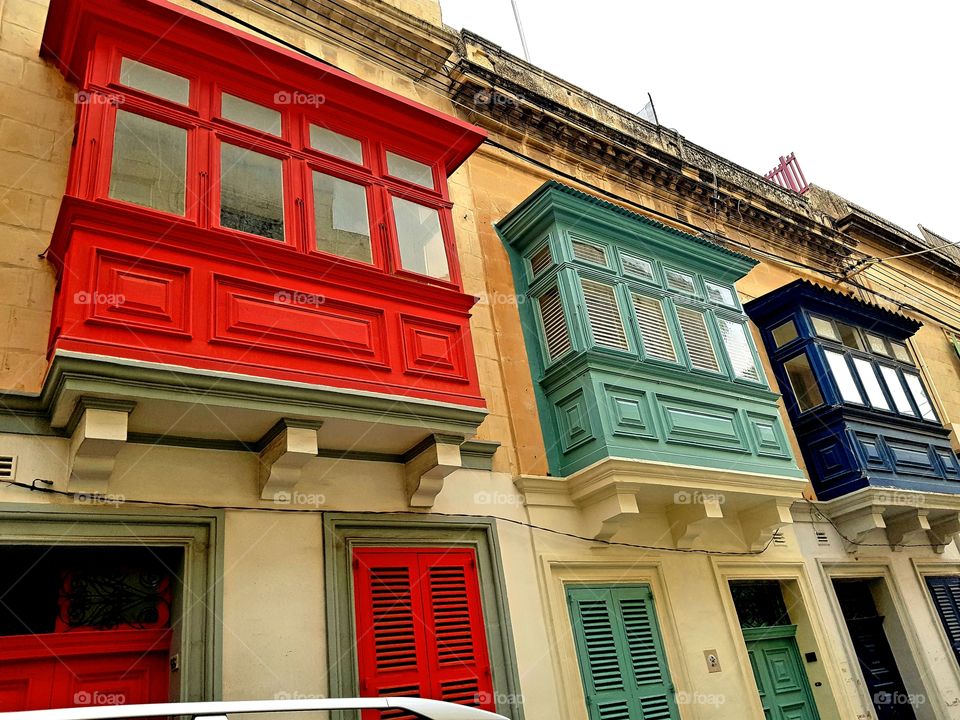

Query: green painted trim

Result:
[0,352,487,437]
[460,440,501,471]
[323,514,524,720]
[0,503,224,701]
[741,624,798,641]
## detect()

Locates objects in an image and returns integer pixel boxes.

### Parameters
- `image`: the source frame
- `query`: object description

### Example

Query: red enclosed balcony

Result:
[30,0,491,502]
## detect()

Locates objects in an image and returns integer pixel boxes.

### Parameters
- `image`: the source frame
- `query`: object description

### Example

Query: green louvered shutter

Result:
[568,586,679,720]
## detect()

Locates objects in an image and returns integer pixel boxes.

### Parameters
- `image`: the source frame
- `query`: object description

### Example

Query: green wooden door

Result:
[743,626,820,720]
[567,585,678,720]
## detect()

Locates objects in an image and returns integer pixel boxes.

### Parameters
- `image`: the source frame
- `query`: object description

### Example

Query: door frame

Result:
[0,503,224,702]
[818,560,950,720]
[712,559,850,720]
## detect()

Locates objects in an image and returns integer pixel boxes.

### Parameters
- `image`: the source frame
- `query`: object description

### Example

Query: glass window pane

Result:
[835,321,864,350]
[571,238,608,266]
[220,143,284,240]
[620,252,655,281]
[109,110,186,215]
[222,93,281,135]
[784,354,824,412]
[309,125,363,165]
[852,358,890,410]
[865,333,889,355]
[879,366,915,415]
[665,269,696,295]
[313,171,370,263]
[891,342,913,364]
[718,318,760,382]
[528,244,553,277]
[386,152,433,188]
[772,320,799,348]
[811,316,839,341]
[705,281,736,307]
[392,197,449,280]
[904,374,937,420]
[119,58,189,104]
[824,349,863,403]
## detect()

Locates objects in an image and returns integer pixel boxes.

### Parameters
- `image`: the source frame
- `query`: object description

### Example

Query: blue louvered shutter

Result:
[927,576,960,666]
[568,586,679,720]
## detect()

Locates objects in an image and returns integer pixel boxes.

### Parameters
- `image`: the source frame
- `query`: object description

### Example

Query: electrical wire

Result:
[2,478,776,556]
[798,498,944,549]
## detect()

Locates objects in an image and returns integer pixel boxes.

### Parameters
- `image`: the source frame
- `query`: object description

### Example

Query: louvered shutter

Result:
[572,238,608,266]
[582,280,628,351]
[568,586,679,720]
[631,293,677,362]
[675,306,720,372]
[927,577,960,666]
[353,550,429,720]
[537,286,572,361]
[420,552,494,711]
[353,549,495,720]
[529,244,553,277]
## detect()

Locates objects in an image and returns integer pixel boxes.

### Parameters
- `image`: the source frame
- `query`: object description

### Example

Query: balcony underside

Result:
[0,351,492,506]
[517,456,806,550]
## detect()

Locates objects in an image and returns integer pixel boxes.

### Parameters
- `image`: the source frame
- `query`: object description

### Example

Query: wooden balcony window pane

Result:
[222,93,281,135]
[392,197,448,280]
[310,125,363,165]
[119,58,189,105]
[386,151,434,188]
[220,143,284,240]
[109,110,186,215]
[784,354,823,412]
[313,171,371,263]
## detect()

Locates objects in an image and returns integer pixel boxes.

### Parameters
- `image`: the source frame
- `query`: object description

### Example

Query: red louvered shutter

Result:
[353,548,495,719]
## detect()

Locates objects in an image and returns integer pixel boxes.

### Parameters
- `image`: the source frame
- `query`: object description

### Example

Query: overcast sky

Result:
[440,0,958,242]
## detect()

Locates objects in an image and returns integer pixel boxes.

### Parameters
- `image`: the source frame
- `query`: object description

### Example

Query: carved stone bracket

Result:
[833,504,887,552]
[668,497,724,549]
[404,434,464,508]
[258,419,323,501]
[928,514,960,554]
[739,499,794,551]
[885,509,931,550]
[66,397,136,493]
[583,490,640,542]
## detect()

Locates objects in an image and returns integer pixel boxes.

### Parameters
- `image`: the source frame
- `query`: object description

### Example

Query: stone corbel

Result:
[404,434,464,508]
[668,495,724,549]
[258,419,322,500]
[739,499,794,551]
[833,505,886,552]
[582,490,640,541]
[885,509,931,550]
[66,398,136,493]
[928,514,960,554]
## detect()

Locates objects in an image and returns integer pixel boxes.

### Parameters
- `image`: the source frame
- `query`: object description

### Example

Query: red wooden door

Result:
[0,629,171,711]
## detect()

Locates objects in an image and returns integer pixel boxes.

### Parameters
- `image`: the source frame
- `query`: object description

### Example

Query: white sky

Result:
[439,0,959,242]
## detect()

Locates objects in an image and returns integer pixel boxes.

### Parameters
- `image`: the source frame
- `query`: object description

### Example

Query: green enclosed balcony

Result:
[497,183,805,545]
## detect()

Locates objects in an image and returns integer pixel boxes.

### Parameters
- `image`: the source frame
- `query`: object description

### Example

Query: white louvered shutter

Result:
[582,280,628,351]
[537,286,572,360]
[631,293,676,362]
[676,306,720,372]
